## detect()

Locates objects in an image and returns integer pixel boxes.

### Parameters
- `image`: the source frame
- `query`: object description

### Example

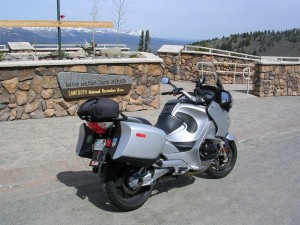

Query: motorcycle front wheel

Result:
[104,162,153,211]
[206,141,237,179]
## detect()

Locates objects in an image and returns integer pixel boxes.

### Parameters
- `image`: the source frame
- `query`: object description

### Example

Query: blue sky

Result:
[1,0,300,40]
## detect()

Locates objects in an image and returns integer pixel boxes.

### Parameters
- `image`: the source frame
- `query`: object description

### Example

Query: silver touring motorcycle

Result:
[76,64,237,211]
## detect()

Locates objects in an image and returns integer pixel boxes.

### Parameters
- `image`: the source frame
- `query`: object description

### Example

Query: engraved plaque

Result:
[57,72,132,99]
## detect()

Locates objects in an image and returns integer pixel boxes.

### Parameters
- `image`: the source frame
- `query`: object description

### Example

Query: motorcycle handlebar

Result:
[161,85,200,102]
[161,88,183,96]
[161,91,174,95]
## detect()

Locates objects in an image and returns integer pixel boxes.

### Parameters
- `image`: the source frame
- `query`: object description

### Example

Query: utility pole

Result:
[57,0,62,59]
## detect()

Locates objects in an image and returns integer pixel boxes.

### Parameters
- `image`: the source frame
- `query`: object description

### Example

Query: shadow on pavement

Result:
[151,175,196,196]
[194,172,215,179]
[57,171,198,211]
[56,171,118,212]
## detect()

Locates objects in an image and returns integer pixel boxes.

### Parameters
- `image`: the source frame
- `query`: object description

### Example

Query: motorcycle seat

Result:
[126,117,152,125]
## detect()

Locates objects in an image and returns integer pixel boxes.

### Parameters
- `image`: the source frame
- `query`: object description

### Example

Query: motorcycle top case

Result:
[77,97,119,121]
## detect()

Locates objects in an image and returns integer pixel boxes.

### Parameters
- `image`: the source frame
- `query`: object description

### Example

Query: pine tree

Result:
[138,30,144,51]
[245,38,250,46]
[144,30,151,52]
[227,41,233,51]
[221,42,227,50]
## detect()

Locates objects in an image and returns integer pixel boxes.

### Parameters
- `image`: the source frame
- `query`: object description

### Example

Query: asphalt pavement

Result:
[0,81,299,225]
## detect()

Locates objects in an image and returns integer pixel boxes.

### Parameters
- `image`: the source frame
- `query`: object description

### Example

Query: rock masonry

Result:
[158,52,255,84]
[1,47,300,121]
[158,51,299,96]
[253,64,300,97]
[0,63,162,121]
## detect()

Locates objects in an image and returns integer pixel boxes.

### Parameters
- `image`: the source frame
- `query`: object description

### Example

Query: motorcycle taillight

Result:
[87,122,107,134]
[105,139,112,147]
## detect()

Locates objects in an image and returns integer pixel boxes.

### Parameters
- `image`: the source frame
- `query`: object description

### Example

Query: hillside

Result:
[0,28,190,53]
[191,28,300,57]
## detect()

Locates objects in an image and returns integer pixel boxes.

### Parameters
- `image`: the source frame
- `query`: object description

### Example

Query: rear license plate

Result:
[89,150,101,166]
[89,139,107,167]
[94,139,106,151]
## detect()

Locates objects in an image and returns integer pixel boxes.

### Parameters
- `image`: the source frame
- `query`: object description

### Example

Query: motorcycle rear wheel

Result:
[206,141,237,179]
[104,162,153,211]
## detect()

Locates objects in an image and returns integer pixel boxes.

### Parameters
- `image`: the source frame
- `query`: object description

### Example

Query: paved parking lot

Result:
[0,81,299,225]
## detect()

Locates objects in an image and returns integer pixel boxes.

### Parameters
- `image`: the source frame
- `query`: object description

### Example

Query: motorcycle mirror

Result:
[160,77,170,84]
[217,78,224,90]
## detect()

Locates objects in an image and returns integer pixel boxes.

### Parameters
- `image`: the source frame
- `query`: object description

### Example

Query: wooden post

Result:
[0,20,113,28]
[57,0,62,59]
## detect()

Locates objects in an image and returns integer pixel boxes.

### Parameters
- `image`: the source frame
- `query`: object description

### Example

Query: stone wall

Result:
[253,63,300,97]
[158,52,255,84]
[158,46,300,97]
[0,58,162,121]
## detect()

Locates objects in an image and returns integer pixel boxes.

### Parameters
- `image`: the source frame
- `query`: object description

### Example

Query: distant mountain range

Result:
[0,28,191,53]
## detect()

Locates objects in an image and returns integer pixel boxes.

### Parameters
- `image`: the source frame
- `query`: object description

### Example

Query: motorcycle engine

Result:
[200,141,219,161]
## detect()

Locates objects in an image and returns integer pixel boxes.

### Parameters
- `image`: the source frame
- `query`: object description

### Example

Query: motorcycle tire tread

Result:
[104,162,153,211]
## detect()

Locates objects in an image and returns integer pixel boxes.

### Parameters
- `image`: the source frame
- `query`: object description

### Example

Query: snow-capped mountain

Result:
[0,28,188,52]
[21,27,141,36]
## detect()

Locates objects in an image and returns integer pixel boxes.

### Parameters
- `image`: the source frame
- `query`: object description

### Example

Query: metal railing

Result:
[0,45,9,52]
[196,61,217,80]
[195,61,253,89]
[184,45,261,61]
[32,44,80,51]
[260,56,300,63]
[242,67,251,94]
[95,44,128,49]
[31,43,128,51]
[196,61,254,84]
[32,43,78,48]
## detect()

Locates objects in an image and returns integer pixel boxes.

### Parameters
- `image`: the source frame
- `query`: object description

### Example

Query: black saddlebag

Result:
[77,98,119,121]
[76,123,94,159]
